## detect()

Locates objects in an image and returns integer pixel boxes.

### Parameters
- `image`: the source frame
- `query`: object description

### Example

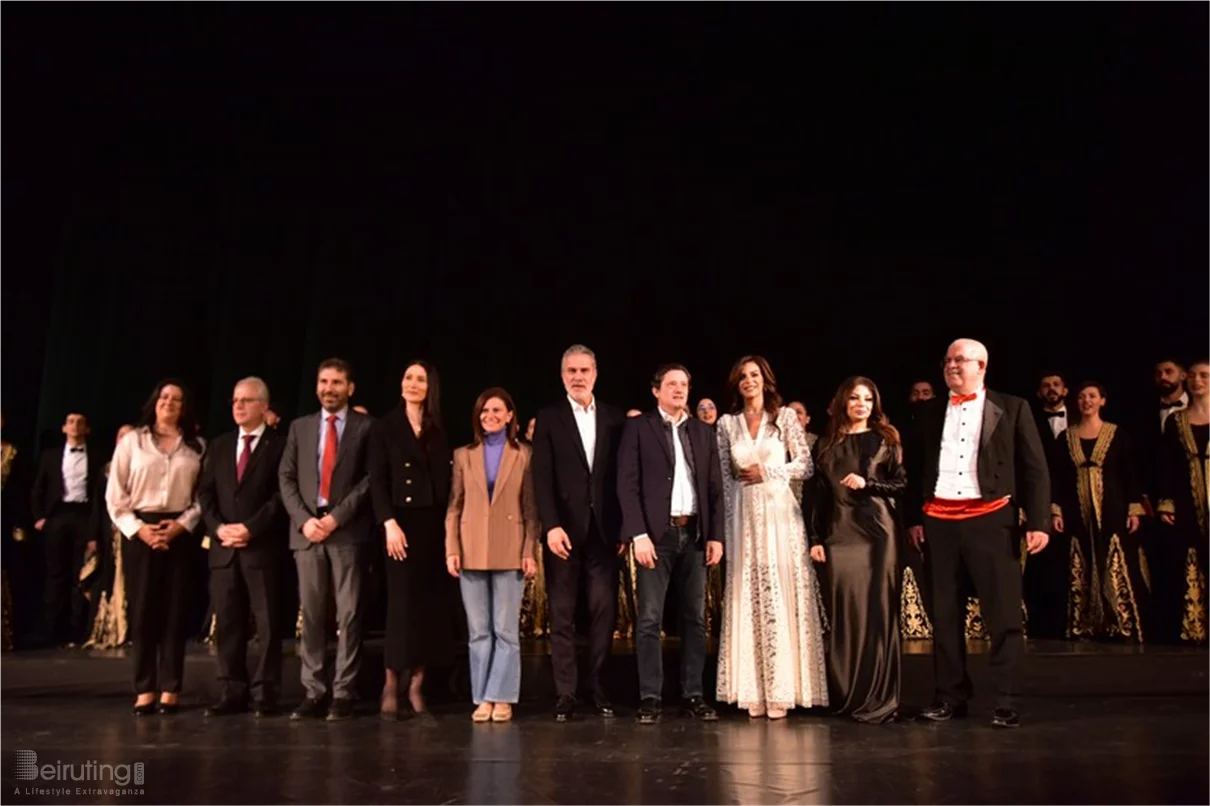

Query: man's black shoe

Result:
[554,695,576,722]
[991,708,1020,728]
[917,701,968,722]
[637,698,662,725]
[291,697,326,720]
[325,698,355,721]
[682,696,719,721]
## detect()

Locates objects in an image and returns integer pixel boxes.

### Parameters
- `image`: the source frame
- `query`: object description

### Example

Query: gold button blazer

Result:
[445,440,540,571]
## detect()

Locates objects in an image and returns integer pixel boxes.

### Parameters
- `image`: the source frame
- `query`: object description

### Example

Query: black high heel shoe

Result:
[132,702,156,717]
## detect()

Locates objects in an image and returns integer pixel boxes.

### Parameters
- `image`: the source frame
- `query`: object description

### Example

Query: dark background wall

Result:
[4,4,1206,453]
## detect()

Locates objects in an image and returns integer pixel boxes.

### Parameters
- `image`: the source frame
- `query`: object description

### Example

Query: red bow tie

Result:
[950,392,977,406]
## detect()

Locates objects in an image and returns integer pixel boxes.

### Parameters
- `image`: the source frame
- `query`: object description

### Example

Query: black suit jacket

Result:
[617,410,723,546]
[531,399,625,546]
[198,428,287,568]
[368,405,452,524]
[31,444,102,521]
[905,389,1051,533]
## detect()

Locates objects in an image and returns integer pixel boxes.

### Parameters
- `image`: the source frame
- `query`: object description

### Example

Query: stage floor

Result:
[2,641,1207,805]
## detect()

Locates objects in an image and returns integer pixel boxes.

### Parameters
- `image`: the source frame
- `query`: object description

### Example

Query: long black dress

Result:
[368,406,458,672]
[1155,412,1208,645]
[808,431,904,723]
[1051,424,1149,641]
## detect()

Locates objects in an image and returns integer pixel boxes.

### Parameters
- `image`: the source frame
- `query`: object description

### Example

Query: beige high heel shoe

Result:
[491,703,513,722]
[472,702,494,722]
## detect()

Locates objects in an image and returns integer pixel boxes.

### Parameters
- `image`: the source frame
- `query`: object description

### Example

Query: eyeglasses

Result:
[231,397,265,406]
[940,357,982,369]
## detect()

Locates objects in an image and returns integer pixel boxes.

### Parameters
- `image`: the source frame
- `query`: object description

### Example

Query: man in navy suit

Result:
[617,363,724,725]
[197,377,287,717]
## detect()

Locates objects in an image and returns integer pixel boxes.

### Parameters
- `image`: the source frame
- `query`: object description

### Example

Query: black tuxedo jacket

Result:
[198,428,287,568]
[31,444,102,521]
[617,410,723,546]
[905,389,1051,533]
[531,399,625,546]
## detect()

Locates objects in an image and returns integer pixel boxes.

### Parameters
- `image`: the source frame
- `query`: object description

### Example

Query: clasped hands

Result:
[303,514,340,544]
[216,522,252,548]
[137,519,187,550]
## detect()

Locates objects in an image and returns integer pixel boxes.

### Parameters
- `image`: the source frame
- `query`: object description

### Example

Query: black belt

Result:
[670,514,697,528]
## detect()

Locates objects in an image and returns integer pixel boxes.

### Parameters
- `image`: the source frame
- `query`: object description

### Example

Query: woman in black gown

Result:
[807,376,904,723]
[1050,382,1148,641]
[1155,360,1209,645]
[369,360,456,716]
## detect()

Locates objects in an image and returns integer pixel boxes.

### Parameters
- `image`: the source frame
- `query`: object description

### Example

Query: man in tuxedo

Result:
[1024,370,1071,639]
[906,339,1050,728]
[31,411,99,645]
[618,364,723,724]
[198,378,287,717]
[1035,372,1071,444]
[279,358,375,721]
[1146,356,1192,643]
[531,344,626,721]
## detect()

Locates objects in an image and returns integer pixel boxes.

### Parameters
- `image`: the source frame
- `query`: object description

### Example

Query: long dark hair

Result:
[136,378,203,454]
[726,355,784,432]
[469,387,520,448]
[402,359,444,445]
[819,376,900,454]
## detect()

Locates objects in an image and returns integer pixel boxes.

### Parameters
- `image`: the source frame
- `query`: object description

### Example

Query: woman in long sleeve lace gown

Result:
[715,356,829,719]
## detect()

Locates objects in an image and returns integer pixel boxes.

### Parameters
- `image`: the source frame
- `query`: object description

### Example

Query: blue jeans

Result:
[459,570,525,704]
[636,525,707,701]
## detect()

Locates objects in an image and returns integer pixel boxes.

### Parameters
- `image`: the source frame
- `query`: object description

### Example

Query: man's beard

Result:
[1157,381,1181,397]
[1042,392,1063,406]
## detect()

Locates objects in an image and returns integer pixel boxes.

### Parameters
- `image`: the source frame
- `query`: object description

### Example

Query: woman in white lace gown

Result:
[716,355,829,718]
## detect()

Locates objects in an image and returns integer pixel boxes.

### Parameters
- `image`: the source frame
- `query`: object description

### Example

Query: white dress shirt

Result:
[1044,407,1068,439]
[1160,392,1189,433]
[236,422,267,468]
[633,407,698,544]
[663,408,698,518]
[568,394,596,472]
[61,444,89,503]
[934,388,985,500]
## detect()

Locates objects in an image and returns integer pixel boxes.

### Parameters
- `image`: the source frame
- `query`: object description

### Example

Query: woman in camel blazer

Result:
[445,387,539,722]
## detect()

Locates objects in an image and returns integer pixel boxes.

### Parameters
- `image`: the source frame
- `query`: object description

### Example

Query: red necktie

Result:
[320,414,339,502]
[236,434,255,483]
[950,392,977,406]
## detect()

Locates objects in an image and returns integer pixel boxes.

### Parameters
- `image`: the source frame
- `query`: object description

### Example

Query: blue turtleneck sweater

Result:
[484,430,507,500]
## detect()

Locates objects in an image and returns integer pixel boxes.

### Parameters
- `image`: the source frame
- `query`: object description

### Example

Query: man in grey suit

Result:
[279,357,374,721]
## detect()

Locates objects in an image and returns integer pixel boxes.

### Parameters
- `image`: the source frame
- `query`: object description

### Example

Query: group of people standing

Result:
[3,339,1205,731]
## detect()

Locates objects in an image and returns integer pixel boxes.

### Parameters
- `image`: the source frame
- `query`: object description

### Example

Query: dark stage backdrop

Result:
[4,4,1207,455]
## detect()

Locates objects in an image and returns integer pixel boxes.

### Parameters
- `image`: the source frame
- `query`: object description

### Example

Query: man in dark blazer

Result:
[198,377,287,717]
[531,344,626,721]
[279,358,375,721]
[31,411,100,645]
[617,364,723,725]
[906,338,1050,728]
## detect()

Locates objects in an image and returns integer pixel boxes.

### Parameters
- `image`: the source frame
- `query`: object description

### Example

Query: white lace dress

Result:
[716,406,829,711]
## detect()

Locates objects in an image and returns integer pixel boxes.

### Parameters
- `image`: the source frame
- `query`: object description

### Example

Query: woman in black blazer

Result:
[368,360,454,718]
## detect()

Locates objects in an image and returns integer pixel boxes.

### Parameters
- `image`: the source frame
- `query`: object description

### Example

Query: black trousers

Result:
[124,513,191,694]
[210,553,282,704]
[925,505,1023,709]
[548,521,618,700]
[43,503,91,643]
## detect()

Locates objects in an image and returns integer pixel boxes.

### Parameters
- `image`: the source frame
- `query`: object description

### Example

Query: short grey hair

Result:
[561,344,597,370]
[234,376,270,403]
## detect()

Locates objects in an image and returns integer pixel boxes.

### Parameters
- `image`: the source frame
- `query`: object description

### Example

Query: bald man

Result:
[905,338,1050,728]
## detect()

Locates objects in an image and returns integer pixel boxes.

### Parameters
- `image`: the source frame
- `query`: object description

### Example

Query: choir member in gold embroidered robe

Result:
[1155,360,1209,645]
[1050,383,1148,641]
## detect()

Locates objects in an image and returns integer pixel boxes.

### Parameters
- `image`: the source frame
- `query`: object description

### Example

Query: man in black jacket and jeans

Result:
[617,363,724,725]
